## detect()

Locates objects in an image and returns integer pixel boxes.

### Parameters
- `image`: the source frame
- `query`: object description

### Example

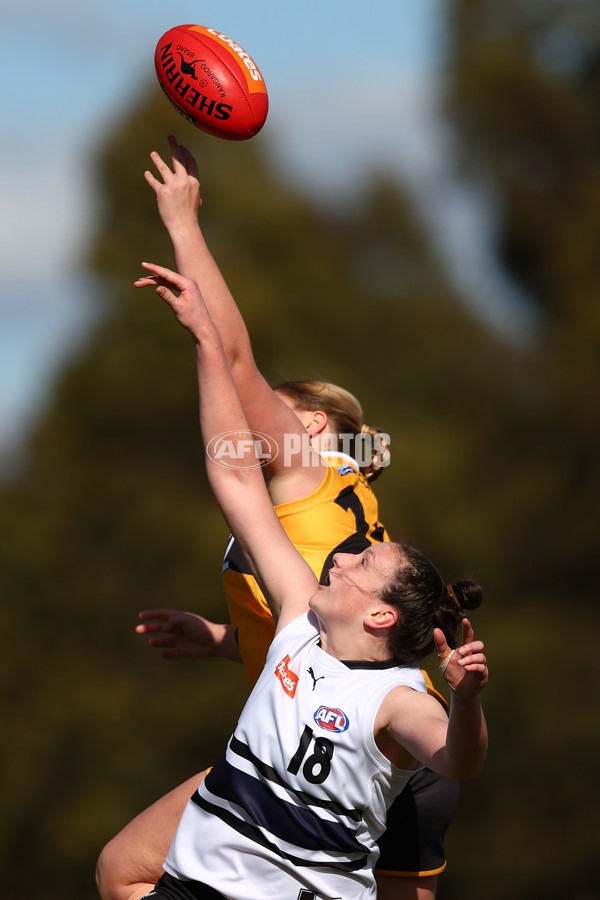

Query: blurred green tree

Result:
[438,2,600,897]
[1,1,599,894]
[2,85,496,897]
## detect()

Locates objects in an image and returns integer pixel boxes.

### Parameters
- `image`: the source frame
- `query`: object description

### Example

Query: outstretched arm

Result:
[380,619,488,780]
[134,262,318,631]
[145,136,251,378]
[145,137,324,499]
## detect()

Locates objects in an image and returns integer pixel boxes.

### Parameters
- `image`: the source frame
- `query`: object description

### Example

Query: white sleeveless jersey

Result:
[164,612,427,900]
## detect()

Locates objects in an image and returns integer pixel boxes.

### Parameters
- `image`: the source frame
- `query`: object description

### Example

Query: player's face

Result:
[311,543,402,621]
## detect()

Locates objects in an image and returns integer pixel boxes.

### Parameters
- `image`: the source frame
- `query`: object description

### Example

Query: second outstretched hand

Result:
[136,609,242,662]
[434,619,488,702]
[134,262,208,337]
[135,260,319,631]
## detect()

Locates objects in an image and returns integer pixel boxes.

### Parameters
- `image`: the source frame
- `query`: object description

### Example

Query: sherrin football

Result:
[154,25,268,140]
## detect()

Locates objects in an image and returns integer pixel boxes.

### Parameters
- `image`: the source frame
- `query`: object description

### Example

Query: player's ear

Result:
[365,607,398,631]
[305,410,328,437]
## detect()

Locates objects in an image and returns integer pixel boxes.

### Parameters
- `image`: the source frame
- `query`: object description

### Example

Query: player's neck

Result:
[319,624,390,664]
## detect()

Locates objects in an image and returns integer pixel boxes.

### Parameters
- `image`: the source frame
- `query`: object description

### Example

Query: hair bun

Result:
[360,424,390,483]
[448,580,483,613]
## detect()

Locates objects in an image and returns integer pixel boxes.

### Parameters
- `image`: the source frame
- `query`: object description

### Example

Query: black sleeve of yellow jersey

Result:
[375,769,460,877]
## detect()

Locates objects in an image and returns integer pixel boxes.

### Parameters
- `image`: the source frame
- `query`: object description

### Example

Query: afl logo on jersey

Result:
[314,706,349,732]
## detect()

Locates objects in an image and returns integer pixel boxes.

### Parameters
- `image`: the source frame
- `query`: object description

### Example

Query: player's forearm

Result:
[167,220,256,380]
[193,330,293,625]
[194,319,248,446]
[444,695,488,779]
[208,622,243,662]
[194,319,267,515]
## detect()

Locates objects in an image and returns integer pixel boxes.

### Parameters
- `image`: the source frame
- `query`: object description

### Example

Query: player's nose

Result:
[332,553,350,567]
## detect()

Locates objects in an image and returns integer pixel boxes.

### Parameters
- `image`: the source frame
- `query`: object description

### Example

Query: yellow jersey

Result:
[222,455,387,685]
[222,453,445,708]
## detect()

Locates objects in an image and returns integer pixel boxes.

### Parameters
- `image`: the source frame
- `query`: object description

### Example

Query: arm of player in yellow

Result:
[136,609,241,662]
[143,137,325,498]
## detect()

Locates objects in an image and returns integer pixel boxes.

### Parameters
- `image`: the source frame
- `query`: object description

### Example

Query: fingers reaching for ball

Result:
[134,262,210,336]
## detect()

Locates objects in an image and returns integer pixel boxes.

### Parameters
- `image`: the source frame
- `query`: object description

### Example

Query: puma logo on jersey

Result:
[307,667,325,690]
[275,655,298,697]
[314,706,349,732]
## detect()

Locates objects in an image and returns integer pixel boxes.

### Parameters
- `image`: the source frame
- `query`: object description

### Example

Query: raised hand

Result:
[136,609,240,662]
[434,619,488,702]
[144,134,202,231]
[134,261,209,336]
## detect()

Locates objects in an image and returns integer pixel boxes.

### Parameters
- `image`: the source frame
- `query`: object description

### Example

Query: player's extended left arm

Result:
[134,262,318,629]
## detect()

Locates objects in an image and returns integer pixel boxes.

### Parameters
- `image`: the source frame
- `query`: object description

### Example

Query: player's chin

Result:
[308,585,327,607]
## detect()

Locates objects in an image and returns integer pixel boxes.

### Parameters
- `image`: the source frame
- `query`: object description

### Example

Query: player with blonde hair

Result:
[96,139,463,900]
[128,260,488,900]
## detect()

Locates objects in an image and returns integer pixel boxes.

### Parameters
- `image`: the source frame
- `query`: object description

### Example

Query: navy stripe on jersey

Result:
[202,754,365,856]
[229,735,362,822]
[192,791,368,873]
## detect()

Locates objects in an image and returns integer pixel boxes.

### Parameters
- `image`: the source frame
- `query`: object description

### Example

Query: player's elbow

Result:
[432,736,488,780]
[452,758,486,781]
[449,741,488,780]
[227,338,257,382]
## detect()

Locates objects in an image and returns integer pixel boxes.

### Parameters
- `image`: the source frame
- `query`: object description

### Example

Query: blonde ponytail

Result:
[275,380,390,482]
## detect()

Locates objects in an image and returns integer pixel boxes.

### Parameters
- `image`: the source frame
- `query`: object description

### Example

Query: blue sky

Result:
[0,1,534,467]
[0,0,446,463]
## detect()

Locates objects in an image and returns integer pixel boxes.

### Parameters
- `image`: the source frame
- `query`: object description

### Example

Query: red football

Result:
[154,24,268,140]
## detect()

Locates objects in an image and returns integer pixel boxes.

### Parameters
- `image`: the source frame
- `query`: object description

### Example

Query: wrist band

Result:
[437,648,454,675]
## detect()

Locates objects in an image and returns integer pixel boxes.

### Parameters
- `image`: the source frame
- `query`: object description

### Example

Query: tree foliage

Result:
[1,5,599,895]
[440,3,600,897]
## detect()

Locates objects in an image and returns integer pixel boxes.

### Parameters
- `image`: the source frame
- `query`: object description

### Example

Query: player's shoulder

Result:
[320,450,360,477]
[321,452,378,498]
[268,609,318,655]
[381,681,448,721]
[321,452,376,492]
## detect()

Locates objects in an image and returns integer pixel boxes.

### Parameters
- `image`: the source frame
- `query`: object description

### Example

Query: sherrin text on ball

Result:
[154,24,268,140]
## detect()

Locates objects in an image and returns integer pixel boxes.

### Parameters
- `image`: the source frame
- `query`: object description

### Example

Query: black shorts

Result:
[142,873,226,900]
[375,767,460,877]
